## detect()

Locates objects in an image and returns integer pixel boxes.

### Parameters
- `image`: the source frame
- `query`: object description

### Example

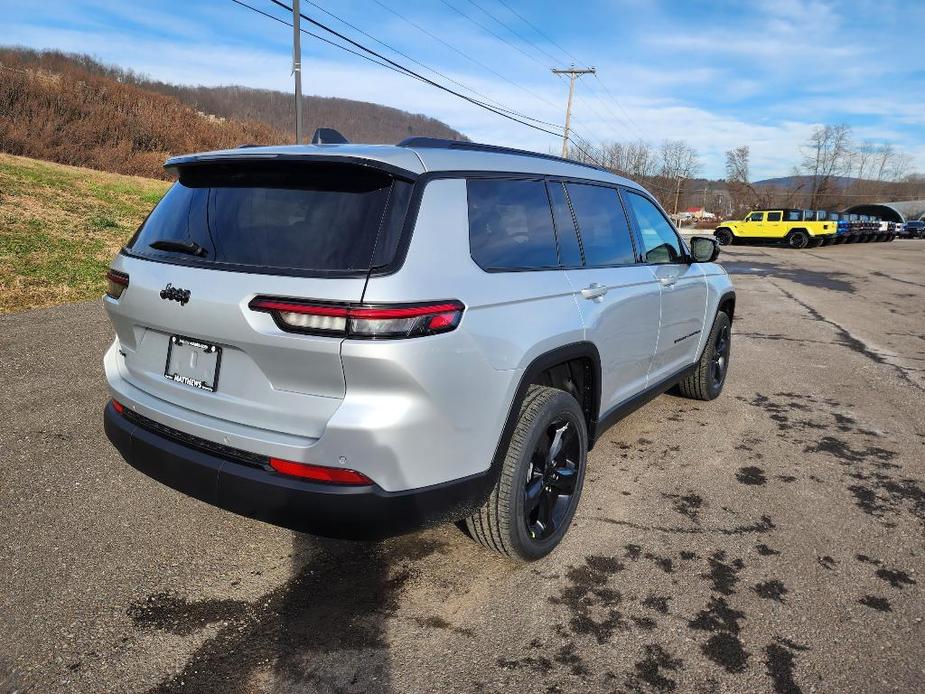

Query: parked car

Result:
[713,208,836,248]
[902,220,924,238]
[102,136,735,561]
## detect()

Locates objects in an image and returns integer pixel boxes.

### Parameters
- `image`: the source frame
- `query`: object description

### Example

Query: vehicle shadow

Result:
[130,531,449,694]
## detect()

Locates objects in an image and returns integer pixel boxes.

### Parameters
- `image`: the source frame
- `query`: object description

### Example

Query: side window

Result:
[565,183,635,267]
[749,212,764,222]
[467,179,559,270]
[767,211,782,222]
[623,191,683,264]
[547,181,583,266]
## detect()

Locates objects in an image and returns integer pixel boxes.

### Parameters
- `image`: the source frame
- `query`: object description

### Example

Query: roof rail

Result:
[397,137,607,173]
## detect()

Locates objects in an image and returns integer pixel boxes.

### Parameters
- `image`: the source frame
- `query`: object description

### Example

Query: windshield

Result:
[128,161,411,275]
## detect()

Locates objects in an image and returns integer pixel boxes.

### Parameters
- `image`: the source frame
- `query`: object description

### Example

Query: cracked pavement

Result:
[2,241,924,693]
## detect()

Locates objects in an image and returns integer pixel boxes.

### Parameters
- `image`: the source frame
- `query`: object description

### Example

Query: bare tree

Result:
[800,124,852,208]
[724,145,761,215]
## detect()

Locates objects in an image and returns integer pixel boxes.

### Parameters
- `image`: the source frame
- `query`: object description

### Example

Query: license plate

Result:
[165,336,221,392]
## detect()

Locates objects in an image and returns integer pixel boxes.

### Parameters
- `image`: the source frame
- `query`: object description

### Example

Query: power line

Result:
[494,0,580,64]
[370,0,565,118]
[302,0,563,130]
[259,0,566,138]
[464,0,561,65]
[235,0,617,170]
[439,0,548,70]
[492,0,645,140]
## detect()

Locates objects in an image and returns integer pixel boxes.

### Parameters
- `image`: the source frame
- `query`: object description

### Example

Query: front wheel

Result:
[677,311,731,401]
[464,386,588,561]
[714,228,734,246]
[788,230,810,249]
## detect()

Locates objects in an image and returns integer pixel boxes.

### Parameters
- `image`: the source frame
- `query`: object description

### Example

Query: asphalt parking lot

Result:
[2,241,924,694]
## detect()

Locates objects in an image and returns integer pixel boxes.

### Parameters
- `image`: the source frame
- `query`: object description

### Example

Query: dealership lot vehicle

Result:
[714,208,836,248]
[3,243,925,693]
[102,138,734,560]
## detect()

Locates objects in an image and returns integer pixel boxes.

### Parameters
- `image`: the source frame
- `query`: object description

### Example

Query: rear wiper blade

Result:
[148,239,207,257]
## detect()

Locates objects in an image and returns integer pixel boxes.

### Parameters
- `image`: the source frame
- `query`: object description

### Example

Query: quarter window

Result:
[767,211,782,222]
[467,179,559,270]
[623,191,683,264]
[565,183,635,267]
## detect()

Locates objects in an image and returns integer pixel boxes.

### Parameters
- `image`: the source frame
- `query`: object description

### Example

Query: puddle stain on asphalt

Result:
[765,639,810,694]
[859,595,892,612]
[736,466,767,486]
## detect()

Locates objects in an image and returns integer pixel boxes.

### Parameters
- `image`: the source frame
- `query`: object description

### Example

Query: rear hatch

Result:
[105,158,414,439]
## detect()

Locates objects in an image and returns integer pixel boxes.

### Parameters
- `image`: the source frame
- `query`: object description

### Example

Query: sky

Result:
[2,0,923,179]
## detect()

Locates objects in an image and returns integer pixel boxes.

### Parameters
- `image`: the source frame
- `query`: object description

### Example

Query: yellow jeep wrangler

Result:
[714,209,836,249]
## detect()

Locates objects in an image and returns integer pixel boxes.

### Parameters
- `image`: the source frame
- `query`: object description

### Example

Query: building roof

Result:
[843,200,925,223]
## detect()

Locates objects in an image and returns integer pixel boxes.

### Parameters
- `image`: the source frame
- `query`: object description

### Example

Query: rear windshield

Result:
[128,162,410,275]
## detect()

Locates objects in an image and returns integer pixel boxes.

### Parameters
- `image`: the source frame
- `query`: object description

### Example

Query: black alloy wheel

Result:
[711,321,731,390]
[523,418,581,541]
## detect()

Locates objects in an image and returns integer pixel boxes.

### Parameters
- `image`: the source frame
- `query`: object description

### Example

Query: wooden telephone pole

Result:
[552,66,595,158]
[292,0,304,144]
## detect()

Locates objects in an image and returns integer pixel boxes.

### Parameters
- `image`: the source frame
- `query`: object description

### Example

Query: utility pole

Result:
[292,0,304,144]
[552,66,595,158]
[674,176,683,216]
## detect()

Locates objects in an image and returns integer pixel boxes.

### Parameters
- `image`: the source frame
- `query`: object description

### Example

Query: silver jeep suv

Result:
[103,137,734,561]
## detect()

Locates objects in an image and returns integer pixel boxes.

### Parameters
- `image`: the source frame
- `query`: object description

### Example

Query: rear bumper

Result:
[104,402,493,540]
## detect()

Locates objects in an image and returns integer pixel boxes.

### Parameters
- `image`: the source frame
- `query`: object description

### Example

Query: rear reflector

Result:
[106,269,129,299]
[111,398,125,415]
[269,458,373,485]
[249,297,464,339]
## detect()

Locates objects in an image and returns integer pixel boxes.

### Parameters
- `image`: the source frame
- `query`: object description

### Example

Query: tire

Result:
[464,385,588,561]
[714,228,734,246]
[677,311,731,401]
[788,230,810,249]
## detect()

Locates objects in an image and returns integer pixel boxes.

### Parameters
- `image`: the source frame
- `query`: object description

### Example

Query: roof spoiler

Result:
[311,127,350,145]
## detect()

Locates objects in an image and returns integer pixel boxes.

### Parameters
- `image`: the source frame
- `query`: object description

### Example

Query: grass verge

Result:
[0,153,169,313]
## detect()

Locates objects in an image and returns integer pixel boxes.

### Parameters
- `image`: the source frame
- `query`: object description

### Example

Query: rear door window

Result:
[565,183,636,267]
[622,191,684,264]
[466,178,559,270]
[129,162,406,275]
[767,211,782,222]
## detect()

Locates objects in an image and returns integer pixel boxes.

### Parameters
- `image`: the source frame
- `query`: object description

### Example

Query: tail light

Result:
[249,297,464,339]
[106,269,129,299]
[269,458,373,485]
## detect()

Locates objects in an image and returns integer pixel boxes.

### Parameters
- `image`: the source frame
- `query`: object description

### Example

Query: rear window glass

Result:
[128,162,406,274]
[467,179,558,270]
[565,183,635,267]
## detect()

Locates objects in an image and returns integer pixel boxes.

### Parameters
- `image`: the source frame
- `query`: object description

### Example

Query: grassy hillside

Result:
[0,153,168,313]
[0,47,466,179]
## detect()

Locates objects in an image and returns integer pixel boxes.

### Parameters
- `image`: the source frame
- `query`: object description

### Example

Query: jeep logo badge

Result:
[160,284,191,306]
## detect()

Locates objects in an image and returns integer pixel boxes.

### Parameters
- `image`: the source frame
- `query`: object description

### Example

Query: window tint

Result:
[785,210,801,221]
[565,183,635,267]
[130,162,400,273]
[767,211,782,222]
[547,181,583,266]
[623,191,683,264]
[467,179,558,270]
[749,212,764,222]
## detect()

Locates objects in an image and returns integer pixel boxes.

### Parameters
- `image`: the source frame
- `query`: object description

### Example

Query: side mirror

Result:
[690,236,720,263]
